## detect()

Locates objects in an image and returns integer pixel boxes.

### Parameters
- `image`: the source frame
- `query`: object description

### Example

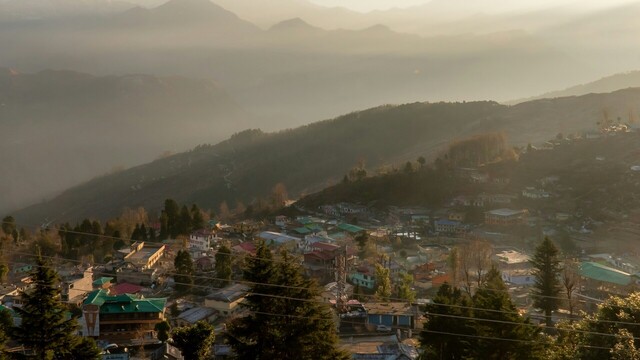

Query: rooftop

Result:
[487,208,527,217]
[365,302,413,316]
[496,250,530,264]
[206,283,249,303]
[92,277,113,287]
[83,289,166,314]
[338,223,366,234]
[258,231,301,244]
[580,262,631,286]
[177,306,217,324]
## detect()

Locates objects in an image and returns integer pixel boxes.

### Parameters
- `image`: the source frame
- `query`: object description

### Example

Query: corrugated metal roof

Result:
[580,262,631,286]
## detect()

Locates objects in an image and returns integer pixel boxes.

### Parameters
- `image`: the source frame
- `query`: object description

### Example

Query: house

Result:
[522,187,550,199]
[502,269,535,286]
[275,215,290,228]
[61,267,94,304]
[92,277,113,291]
[195,256,215,272]
[189,229,218,251]
[110,282,143,296]
[338,223,367,235]
[434,220,468,235]
[485,209,528,225]
[365,302,417,329]
[80,289,167,344]
[232,242,257,256]
[580,262,633,295]
[204,284,249,316]
[448,212,466,222]
[258,231,302,247]
[174,306,217,327]
[350,266,376,290]
[495,250,531,271]
[150,343,184,360]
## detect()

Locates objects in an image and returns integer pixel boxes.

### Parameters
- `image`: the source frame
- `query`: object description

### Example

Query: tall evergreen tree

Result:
[191,204,205,230]
[164,199,180,238]
[11,256,100,359]
[215,244,232,287]
[174,250,194,294]
[176,205,193,236]
[421,283,475,359]
[171,321,215,360]
[227,241,349,360]
[531,237,562,327]
[471,267,544,359]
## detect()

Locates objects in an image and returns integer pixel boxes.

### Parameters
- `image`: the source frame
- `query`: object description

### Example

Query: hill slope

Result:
[12,88,640,223]
[0,68,247,215]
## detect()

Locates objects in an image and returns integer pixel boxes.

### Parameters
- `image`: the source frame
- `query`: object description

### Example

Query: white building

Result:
[189,230,218,251]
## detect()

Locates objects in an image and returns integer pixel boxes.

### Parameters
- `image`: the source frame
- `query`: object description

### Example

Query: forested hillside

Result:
[12,88,640,223]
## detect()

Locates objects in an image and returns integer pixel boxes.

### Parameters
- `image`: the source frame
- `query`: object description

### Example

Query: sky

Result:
[308,0,637,13]
[309,0,430,12]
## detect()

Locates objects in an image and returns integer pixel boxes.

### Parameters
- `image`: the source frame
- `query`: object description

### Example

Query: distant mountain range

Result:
[12,88,640,223]
[510,71,640,104]
[0,68,247,215]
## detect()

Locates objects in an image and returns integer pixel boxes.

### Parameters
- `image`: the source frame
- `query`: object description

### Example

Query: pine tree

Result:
[191,204,205,230]
[155,320,171,343]
[471,267,544,359]
[11,256,100,359]
[421,283,475,359]
[164,199,180,238]
[531,237,562,327]
[171,321,215,360]
[174,250,194,294]
[215,244,232,287]
[177,205,193,236]
[0,308,13,357]
[227,241,349,360]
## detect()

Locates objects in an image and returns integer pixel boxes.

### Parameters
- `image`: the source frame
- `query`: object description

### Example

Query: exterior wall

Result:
[203,298,245,316]
[349,273,375,290]
[367,314,413,328]
[189,235,211,251]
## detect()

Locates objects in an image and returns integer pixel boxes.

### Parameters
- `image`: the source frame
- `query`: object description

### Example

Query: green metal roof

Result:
[337,223,366,234]
[293,227,311,235]
[580,262,631,286]
[92,277,113,286]
[305,224,323,232]
[83,290,166,314]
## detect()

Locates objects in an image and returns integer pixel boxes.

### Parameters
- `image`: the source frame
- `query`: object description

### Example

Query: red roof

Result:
[233,242,257,255]
[304,251,334,262]
[432,274,451,286]
[110,282,143,295]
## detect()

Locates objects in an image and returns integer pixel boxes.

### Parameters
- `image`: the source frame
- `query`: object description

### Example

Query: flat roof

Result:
[580,262,631,286]
[487,208,526,217]
[206,284,249,303]
[365,302,413,316]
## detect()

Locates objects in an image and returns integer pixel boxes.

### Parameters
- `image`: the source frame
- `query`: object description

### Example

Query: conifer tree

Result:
[171,321,215,360]
[215,244,232,287]
[471,267,544,359]
[227,241,349,360]
[11,256,100,359]
[531,237,562,327]
[174,250,194,294]
[191,204,205,230]
[421,283,475,359]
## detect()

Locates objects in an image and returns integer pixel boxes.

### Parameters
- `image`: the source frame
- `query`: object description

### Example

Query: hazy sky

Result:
[309,0,637,12]
[309,0,430,12]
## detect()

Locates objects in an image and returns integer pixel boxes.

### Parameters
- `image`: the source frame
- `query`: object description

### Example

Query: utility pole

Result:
[335,245,348,313]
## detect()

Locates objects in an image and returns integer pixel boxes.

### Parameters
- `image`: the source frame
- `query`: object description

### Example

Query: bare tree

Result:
[458,240,493,296]
[562,259,581,318]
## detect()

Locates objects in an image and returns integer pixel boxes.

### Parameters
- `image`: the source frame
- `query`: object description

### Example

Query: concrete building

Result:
[485,209,528,225]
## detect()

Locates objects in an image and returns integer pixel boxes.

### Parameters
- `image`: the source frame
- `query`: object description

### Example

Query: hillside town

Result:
[2,126,639,358]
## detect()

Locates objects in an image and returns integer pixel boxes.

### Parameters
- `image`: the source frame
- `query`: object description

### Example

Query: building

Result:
[258,231,302,247]
[350,266,376,290]
[80,289,167,344]
[434,220,468,235]
[485,209,528,225]
[319,282,354,304]
[119,242,165,271]
[232,221,261,236]
[365,302,417,329]
[189,229,218,252]
[502,269,535,286]
[61,267,94,304]
[522,188,550,199]
[204,284,249,316]
[174,306,217,327]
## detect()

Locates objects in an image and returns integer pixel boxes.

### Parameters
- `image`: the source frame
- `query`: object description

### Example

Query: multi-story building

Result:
[485,208,528,225]
[80,289,167,345]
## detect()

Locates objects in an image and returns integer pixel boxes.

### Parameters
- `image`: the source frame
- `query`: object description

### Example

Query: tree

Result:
[531,237,562,327]
[417,156,426,168]
[471,267,544,359]
[355,233,368,259]
[11,256,100,359]
[1,216,16,241]
[271,183,289,209]
[215,244,232,287]
[174,250,194,294]
[176,205,193,236]
[67,337,102,360]
[171,321,215,360]
[191,204,205,230]
[155,320,171,343]
[458,240,492,296]
[227,242,349,360]
[611,329,640,360]
[421,283,475,359]
[0,307,13,356]
[164,199,180,238]
[374,264,392,301]
[397,272,416,303]
[561,259,580,318]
